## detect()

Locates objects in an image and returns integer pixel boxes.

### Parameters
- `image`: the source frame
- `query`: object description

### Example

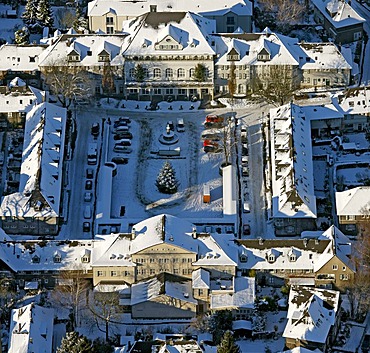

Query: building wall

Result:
[301,68,350,88]
[274,218,317,237]
[315,256,354,291]
[1,217,59,235]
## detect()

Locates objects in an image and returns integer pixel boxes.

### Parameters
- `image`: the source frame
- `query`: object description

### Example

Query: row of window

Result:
[96,268,193,277]
[135,257,193,263]
[126,88,198,96]
[129,67,209,79]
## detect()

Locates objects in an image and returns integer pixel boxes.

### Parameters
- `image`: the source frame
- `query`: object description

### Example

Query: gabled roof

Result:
[311,0,365,29]
[192,268,210,289]
[0,44,46,71]
[8,303,54,353]
[270,103,317,219]
[334,86,370,115]
[283,286,340,344]
[336,186,370,216]
[0,102,67,219]
[122,12,216,56]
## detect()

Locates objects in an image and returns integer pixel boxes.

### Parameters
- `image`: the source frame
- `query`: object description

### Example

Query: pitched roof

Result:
[283,286,340,344]
[336,186,370,216]
[0,102,67,218]
[8,303,54,353]
[270,103,317,218]
[0,44,46,71]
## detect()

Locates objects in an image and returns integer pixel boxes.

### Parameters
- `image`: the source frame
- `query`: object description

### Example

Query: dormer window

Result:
[289,254,296,262]
[227,54,240,61]
[98,54,110,62]
[81,255,90,263]
[267,254,275,263]
[257,48,270,62]
[240,254,248,263]
[53,254,61,263]
[32,255,40,263]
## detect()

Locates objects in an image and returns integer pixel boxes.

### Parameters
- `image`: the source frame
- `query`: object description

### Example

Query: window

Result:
[106,17,113,24]
[29,56,36,62]
[268,255,275,262]
[189,68,195,78]
[129,68,135,78]
[32,256,40,264]
[165,88,173,95]
[111,271,117,277]
[340,274,349,280]
[178,88,186,95]
[149,258,155,263]
[153,88,161,95]
[106,27,114,34]
[342,266,346,271]
[173,269,179,274]
[289,255,296,262]
[97,271,105,277]
[227,16,235,25]
[150,269,155,275]
[87,51,92,56]
[165,68,173,78]
[332,264,338,270]
[153,68,161,78]
[53,255,61,263]
[177,68,185,78]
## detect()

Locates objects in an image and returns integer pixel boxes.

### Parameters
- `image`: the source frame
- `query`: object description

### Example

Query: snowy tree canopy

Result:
[36,0,54,28]
[22,0,38,26]
[73,4,88,32]
[14,27,30,45]
[56,332,94,353]
[156,161,179,194]
[217,331,241,353]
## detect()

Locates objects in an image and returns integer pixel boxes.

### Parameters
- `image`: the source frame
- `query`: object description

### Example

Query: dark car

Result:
[115,116,131,124]
[83,222,91,232]
[111,157,129,164]
[114,120,128,128]
[204,145,220,153]
[91,123,100,137]
[115,139,131,147]
[85,180,93,190]
[114,132,133,140]
[243,224,251,235]
[86,168,94,179]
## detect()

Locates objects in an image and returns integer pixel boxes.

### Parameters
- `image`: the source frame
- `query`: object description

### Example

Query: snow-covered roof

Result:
[131,273,197,305]
[335,186,370,216]
[121,12,216,57]
[222,165,237,216]
[0,238,94,272]
[311,0,365,29]
[210,276,255,310]
[0,44,46,71]
[93,214,237,267]
[215,31,300,66]
[283,286,340,344]
[38,34,127,67]
[192,268,210,289]
[88,0,252,18]
[283,348,323,353]
[0,102,67,219]
[298,42,351,70]
[334,86,370,115]
[8,303,54,353]
[270,103,317,219]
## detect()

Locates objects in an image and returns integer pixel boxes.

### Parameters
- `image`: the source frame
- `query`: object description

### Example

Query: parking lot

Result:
[58,101,267,239]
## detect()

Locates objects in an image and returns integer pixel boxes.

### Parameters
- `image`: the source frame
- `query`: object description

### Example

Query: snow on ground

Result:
[336,166,369,185]
[0,6,22,43]
[313,160,328,197]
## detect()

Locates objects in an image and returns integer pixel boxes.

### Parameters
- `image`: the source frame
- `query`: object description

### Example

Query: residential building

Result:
[269,103,317,236]
[283,286,341,352]
[8,303,54,353]
[237,226,355,291]
[0,44,46,87]
[87,0,253,34]
[335,186,370,235]
[311,0,365,44]
[120,12,216,101]
[0,77,44,125]
[0,102,67,235]
[38,33,127,95]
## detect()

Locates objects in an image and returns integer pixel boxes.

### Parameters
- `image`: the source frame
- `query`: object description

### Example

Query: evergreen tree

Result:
[14,27,30,45]
[217,331,241,353]
[193,63,207,82]
[22,0,38,26]
[102,62,115,103]
[73,4,88,32]
[209,310,233,345]
[133,64,146,82]
[57,332,94,353]
[156,161,179,194]
[36,0,54,29]
[92,338,114,353]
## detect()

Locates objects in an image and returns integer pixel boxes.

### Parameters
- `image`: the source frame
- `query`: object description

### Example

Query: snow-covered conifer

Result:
[156,161,179,194]
[36,0,54,29]
[22,0,38,26]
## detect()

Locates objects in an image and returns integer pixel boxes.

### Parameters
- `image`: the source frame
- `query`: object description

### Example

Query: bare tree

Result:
[259,0,305,31]
[51,265,91,330]
[42,59,92,108]
[228,61,237,111]
[219,117,235,166]
[88,286,121,342]
[251,65,300,106]
[54,8,75,31]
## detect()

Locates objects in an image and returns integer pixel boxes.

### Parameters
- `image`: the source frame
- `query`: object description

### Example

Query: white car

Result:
[84,192,92,202]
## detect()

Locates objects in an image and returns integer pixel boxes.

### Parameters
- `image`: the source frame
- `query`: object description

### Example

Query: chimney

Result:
[131,227,136,240]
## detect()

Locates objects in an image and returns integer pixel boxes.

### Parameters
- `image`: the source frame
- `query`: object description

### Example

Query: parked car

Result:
[86,168,94,179]
[113,145,132,153]
[114,120,128,128]
[116,116,131,124]
[115,139,131,147]
[204,115,224,128]
[167,120,174,131]
[204,145,220,153]
[83,205,92,219]
[176,118,185,132]
[243,224,251,235]
[201,131,221,141]
[85,180,93,190]
[84,192,92,202]
[114,132,133,140]
[91,123,100,137]
[113,126,129,134]
[111,157,129,164]
[203,139,219,148]
[242,166,249,177]
[83,222,91,232]
[242,143,249,156]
